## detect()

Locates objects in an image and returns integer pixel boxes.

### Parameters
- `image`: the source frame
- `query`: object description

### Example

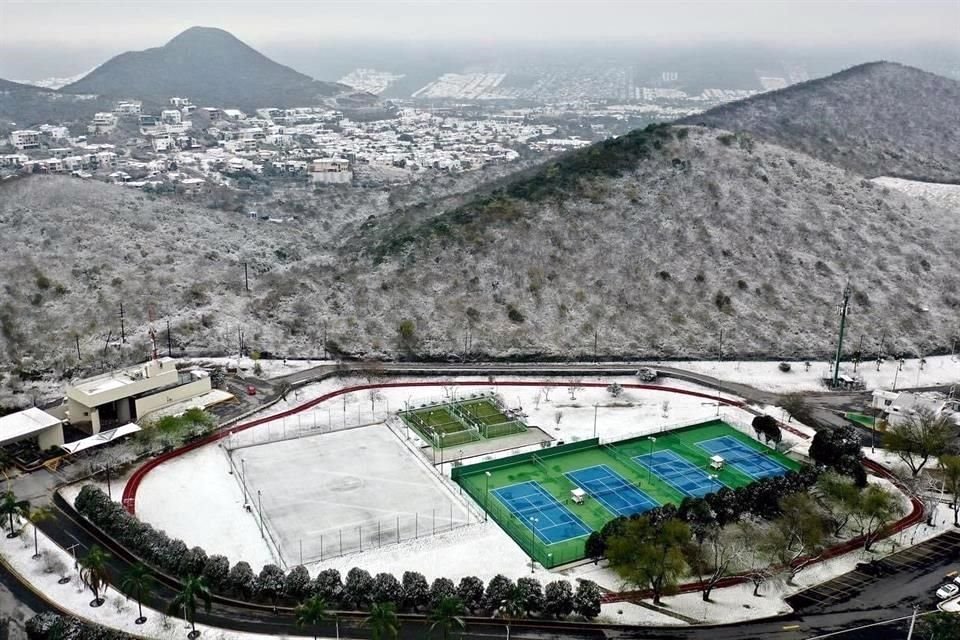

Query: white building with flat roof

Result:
[0,407,64,450]
[10,130,40,150]
[63,358,211,434]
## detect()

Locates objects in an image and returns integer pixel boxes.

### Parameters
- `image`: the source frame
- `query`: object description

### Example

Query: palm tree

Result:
[121,563,155,624]
[79,545,111,607]
[363,602,399,640]
[428,597,466,640]
[0,490,30,538]
[499,585,526,640]
[295,595,331,640]
[27,505,52,559]
[169,575,212,639]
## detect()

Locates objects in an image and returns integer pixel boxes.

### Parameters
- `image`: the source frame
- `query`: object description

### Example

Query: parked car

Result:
[637,367,658,382]
[935,583,959,600]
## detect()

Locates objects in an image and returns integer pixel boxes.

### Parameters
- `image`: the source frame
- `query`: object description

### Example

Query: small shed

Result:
[571,488,587,505]
[0,407,65,450]
[709,455,725,471]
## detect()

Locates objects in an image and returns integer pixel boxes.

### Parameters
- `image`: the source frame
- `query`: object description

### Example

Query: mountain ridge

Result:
[678,61,960,183]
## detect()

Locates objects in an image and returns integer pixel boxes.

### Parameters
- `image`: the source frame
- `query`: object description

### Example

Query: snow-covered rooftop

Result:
[0,407,62,444]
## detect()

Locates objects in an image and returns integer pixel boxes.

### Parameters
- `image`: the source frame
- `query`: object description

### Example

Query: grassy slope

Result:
[678,62,960,183]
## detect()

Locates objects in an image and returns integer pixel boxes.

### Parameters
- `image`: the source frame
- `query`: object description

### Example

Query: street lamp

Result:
[647,436,657,482]
[257,489,264,538]
[484,471,492,522]
[529,516,539,573]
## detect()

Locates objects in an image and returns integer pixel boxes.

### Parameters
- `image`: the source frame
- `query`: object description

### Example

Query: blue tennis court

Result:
[565,465,659,517]
[696,436,789,479]
[491,481,592,544]
[632,450,726,497]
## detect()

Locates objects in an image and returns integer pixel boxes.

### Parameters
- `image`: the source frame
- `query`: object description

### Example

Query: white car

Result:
[936,583,959,600]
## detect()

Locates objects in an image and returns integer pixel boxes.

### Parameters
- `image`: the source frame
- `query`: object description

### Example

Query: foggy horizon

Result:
[1,0,958,80]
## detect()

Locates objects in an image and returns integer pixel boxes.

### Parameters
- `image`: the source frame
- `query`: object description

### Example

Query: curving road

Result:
[8,361,953,639]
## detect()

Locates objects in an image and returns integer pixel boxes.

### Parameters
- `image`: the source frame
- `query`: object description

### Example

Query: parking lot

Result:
[788,530,960,610]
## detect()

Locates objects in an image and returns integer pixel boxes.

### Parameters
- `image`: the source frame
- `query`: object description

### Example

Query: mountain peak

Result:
[62,26,362,110]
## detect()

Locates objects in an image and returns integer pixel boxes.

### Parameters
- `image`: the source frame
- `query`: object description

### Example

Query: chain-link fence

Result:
[223,406,393,451]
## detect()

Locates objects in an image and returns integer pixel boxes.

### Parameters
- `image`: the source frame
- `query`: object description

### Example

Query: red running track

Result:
[121,380,742,514]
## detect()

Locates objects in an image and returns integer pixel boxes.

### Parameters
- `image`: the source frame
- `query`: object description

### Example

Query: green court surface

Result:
[399,397,526,448]
[845,412,880,429]
[453,419,802,568]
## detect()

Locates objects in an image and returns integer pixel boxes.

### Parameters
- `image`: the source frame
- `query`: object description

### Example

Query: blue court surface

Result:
[696,436,788,479]
[565,465,659,517]
[632,450,726,497]
[491,481,592,544]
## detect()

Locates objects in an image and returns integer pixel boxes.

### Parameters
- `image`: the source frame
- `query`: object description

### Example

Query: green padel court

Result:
[399,395,527,448]
[453,419,802,568]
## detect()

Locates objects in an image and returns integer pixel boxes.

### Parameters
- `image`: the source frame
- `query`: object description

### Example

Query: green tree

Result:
[883,409,953,477]
[918,611,960,639]
[0,490,30,538]
[497,584,526,640]
[295,595,331,640]
[169,575,212,638]
[760,494,826,584]
[79,545,111,606]
[26,504,52,559]
[364,602,400,640]
[814,471,860,536]
[606,516,690,605]
[940,455,960,526]
[684,524,742,602]
[851,483,905,551]
[120,563,155,624]
[397,319,416,349]
[428,596,466,640]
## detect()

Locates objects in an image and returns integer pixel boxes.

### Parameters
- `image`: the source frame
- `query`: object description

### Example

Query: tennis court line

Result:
[565,464,659,517]
[491,481,592,544]
[695,436,788,480]
[631,450,727,497]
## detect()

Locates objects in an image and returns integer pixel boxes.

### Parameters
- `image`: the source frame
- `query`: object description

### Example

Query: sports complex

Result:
[454,420,801,568]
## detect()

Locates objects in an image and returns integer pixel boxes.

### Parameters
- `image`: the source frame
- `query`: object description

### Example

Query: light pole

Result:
[593,404,598,439]
[647,436,657,482]
[871,413,877,453]
[529,516,538,573]
[257,489,264,538]
[484,471,492,522]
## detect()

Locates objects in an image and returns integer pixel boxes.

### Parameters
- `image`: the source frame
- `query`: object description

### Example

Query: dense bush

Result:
[429,577,456,608]
[343,568,374,609]
[227,561,255,599]
[313,568,343,604]
[26,613,133,640]
[255,564,286,601]
[284,565,312,600]
[456,576,485,613]
[401,570,430,611]
[372,572,403,605]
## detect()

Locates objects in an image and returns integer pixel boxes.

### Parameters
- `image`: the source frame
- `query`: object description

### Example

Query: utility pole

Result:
[323,321,328,359]
[593,329,599,363]
[905,606,919,640]
[119,302,126,344]
[75,335,81,363]
[718,328,723,362]
[166,319,172,357]
[243,262,249,292]
[832,284,851,388]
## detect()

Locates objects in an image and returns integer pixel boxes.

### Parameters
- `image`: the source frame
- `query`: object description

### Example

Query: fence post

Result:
[396,516,400,543]
[339,529,343,556]
[320,534,324,561]
[416,513,419,538]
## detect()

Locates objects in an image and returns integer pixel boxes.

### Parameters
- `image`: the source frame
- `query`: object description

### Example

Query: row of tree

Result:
[75,485,601,617]
[586,468,904,605]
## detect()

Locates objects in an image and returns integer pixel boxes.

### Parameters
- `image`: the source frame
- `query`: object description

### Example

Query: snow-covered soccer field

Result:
[231,425,473,567]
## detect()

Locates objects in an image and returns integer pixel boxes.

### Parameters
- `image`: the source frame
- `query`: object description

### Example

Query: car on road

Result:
[637,367,658,382]
[935,583,959,600]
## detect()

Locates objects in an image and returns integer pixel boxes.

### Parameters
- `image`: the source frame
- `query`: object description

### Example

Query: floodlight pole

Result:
[484,471,491,522]
[832,284,851,388]
[529,517,538,573]
[647,436,657,482]
[257,490,264,538]
[593,404,598,439]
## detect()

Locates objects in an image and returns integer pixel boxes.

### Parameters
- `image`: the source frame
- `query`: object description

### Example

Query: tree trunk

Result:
[33,526,39,557]
[752,581,762,597]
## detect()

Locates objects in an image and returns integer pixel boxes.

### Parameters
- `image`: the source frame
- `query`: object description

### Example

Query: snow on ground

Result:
[873,177,960,213]
[184,356,335,380]
[128,376,739,582]
[135,443,275,568]
[0,526,288,640]
[660,355,960,393]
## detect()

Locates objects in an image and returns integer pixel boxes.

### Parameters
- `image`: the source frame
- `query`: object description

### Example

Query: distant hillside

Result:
[63,27,375,110]
[678,62,960,183]
[0,78,111,130]
[2,128,959,394]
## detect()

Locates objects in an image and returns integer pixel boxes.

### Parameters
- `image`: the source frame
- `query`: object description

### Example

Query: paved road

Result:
[10,361,957,639]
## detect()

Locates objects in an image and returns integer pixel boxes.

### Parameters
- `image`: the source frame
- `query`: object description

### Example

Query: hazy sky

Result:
[2,0,958,48]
